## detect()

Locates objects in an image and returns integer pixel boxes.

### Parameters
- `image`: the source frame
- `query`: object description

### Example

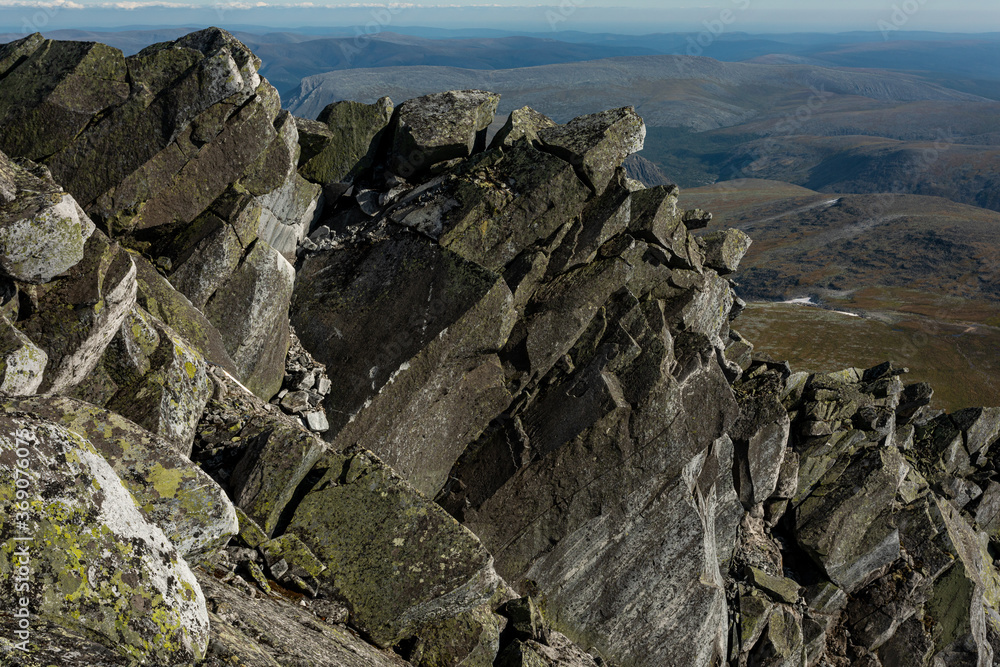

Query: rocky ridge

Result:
[0,28,999,667]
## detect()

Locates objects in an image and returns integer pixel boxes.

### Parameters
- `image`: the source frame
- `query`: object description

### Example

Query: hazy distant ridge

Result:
[287,54,985,127]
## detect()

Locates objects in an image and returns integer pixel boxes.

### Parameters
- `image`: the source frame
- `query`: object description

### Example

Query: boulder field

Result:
[0,28,999,667]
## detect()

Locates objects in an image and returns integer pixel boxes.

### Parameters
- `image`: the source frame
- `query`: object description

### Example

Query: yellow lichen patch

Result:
[148,462,183,499]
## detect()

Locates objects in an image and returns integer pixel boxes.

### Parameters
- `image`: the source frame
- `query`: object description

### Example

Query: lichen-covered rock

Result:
[286,449,503,648]
[700,228,752,275]
[748,567,801,605]
[0,317,47,395]
[17,228,136,394]
[0,411,208,663]
[5,395,238,559]
[228,415,327,536]
[74,35,269,230]
[537,106,646,193]
[745,606,805,667]
[0,29,306,398]
[0,151,95,284]
[490,106,557,149]
[389,90,500,178]
[298,97,394,185]
[260,532,327,596]
[77,305,214,456]
[130,251,240,376]
[0,37,129,162]
[406,602,506,667]
[204,239,294,400]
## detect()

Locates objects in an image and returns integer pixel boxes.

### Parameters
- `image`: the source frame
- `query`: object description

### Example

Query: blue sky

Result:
[0,0,997,34]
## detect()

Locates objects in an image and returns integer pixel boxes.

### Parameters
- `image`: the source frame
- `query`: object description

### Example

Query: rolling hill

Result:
[682,179,1000,409]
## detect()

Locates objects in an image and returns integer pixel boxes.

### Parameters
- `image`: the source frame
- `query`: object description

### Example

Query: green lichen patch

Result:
[286,449,500,648]
[3,395,237,560]
[0,412,209,663]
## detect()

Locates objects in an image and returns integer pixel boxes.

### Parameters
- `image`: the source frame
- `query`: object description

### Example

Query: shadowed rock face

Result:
[2,28,1000,667]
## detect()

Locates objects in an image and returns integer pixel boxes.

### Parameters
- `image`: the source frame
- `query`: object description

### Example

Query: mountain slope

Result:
[683,179,1000,408]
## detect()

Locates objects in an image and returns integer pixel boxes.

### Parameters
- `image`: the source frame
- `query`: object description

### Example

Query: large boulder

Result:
[204,239,295,400]
[74,305,214,456]
[228,414,328,536]
[286,449,504,648]
[490,106,558,149]
[0,36,129,162]
[536,107,646,193]
[292,232,514,497]
[0,411,209,663]
[0,152,95,284]
[5,395,238,559]
[297,97,394,186]
[389,90,500,178]
[130,251,239,376]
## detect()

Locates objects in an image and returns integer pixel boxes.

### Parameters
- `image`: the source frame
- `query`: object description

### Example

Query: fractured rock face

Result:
[17,228,137,394]
[0,29,313,401]
[73,305,214,456]
[205,239,295,400]
[293,231,514,497]
[130,251,239,376]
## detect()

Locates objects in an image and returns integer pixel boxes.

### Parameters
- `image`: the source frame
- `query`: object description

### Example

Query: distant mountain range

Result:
[286,54,986,123]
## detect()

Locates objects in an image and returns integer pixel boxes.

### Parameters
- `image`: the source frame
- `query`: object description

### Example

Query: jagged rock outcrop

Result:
[1,28,999,667]
[0,27,317,399]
